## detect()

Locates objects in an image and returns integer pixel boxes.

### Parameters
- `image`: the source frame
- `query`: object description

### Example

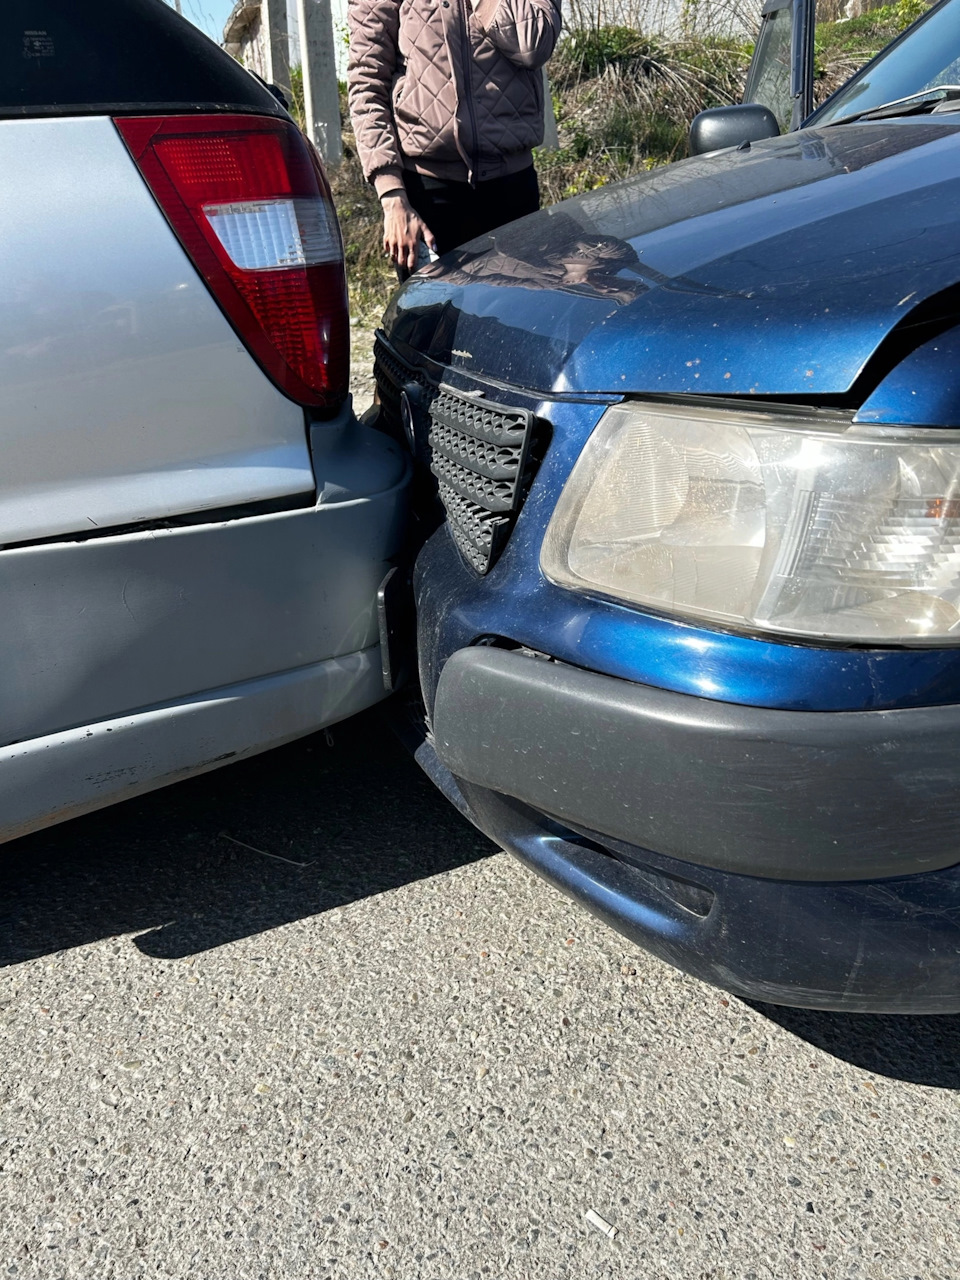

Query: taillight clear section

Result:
[204,199,339,268]
[116,114,349,408]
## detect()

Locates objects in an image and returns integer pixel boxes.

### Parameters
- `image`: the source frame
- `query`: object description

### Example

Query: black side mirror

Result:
[688,104,780,157]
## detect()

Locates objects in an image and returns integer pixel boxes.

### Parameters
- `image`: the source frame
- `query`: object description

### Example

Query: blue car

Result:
[376,0,960,1013]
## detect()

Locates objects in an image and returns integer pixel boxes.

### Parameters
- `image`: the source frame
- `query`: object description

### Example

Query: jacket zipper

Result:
[458,0,481,185]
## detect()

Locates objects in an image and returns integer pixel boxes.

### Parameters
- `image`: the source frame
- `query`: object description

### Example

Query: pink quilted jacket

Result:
[347,0,562,196]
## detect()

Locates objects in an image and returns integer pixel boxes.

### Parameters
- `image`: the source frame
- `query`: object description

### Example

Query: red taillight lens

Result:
[116,114,348,408]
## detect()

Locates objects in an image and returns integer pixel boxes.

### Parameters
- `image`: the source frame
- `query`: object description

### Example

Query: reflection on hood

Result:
[390,120,960,398]
[540,123,950,249]
[426,211,648,305]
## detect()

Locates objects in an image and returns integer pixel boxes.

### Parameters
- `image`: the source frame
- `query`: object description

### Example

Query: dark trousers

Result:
[403,165,540,256]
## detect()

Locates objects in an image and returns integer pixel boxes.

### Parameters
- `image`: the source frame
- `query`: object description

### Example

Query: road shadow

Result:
[750,1002,960,1089]
[6,721,958,1092]
[0,706,493,965]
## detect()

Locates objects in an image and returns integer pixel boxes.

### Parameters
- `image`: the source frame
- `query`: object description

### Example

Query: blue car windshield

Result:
[815,0,960,125]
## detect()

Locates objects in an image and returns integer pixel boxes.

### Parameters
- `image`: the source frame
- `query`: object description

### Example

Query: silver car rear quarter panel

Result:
[0,116,315,546]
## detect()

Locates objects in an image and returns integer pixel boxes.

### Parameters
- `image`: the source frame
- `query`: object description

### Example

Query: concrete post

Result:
[542,68,559,151]
[261,0,291,99]
[296,0,344,168]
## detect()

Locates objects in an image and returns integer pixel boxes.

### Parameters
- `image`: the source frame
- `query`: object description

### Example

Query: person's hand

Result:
[382,192,437,272]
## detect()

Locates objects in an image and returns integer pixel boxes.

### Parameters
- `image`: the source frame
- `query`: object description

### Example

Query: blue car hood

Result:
[386,120,960,397]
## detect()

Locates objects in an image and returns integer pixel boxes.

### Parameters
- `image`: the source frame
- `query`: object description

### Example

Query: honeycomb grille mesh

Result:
[373,334,538,574]
[373,337,430,443]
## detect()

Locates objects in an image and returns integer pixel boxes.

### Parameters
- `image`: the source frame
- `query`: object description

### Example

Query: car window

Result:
[814,0,958,123]
[744,2,796,132]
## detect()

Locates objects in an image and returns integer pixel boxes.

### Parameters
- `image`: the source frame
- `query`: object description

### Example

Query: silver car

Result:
[0,0,408,841]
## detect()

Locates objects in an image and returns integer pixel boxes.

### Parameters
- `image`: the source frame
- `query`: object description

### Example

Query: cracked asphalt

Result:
[0,708,957,1279]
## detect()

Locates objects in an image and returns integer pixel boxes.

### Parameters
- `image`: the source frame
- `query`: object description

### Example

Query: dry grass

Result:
[563,0,755,39]
[330,150,397,324]
[319,91,398,327]
[286,73,396,325]
[538,26,750,202]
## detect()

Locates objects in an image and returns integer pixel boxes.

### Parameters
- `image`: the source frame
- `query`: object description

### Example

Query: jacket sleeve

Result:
[471,0,561,70]
[347,0,406,197]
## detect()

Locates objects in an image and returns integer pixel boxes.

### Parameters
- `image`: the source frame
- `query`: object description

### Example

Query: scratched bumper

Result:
[426,646,960,1011]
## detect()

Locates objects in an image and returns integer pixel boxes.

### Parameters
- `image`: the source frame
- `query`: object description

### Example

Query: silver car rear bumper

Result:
[0,648,384,844]
[0,408,409,839]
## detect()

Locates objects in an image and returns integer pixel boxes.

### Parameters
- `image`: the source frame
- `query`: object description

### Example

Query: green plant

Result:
[893,0,930,27]
[288,64,304,131]
[554,24,665,81]
[539,23,749,205]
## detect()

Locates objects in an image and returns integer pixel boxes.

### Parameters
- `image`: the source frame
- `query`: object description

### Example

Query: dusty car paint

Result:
[386,121,960,403]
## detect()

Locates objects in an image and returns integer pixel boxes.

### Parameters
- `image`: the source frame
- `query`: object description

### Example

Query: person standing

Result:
[347,0,561,272]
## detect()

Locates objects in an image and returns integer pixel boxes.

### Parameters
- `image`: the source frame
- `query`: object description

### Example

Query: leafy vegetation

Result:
[538,27,750,201]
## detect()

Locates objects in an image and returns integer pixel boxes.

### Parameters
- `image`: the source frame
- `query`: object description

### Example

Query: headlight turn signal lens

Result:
[541,400,960,645]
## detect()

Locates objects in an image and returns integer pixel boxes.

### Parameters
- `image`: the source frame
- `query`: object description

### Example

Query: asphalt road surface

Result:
[0,708,957,1279]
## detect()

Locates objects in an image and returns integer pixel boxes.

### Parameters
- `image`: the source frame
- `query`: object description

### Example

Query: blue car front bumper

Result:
[420,641,960,1013]
[411,515,960,1013]
[431,767,960,1014]
[389,364,960,1013]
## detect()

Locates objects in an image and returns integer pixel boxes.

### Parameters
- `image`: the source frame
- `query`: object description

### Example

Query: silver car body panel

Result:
[0,649,384,845]
[0,447,408,749]
[0,115,315,547]
[0,113,409,839]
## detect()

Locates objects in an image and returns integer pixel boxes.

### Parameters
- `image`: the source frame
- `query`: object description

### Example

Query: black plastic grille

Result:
[436,483,512,571]
[373,337,431,442]
[373,334,539,574]
[427,387,534,572]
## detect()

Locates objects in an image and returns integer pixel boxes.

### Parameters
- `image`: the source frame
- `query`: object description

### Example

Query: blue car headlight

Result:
[541,399,960,645]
